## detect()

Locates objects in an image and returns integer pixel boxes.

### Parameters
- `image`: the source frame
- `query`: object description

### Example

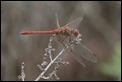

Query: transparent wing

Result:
[56,13,60,28]
[65,17,83,29]
[72,42,97,63]
[70,51,86,67]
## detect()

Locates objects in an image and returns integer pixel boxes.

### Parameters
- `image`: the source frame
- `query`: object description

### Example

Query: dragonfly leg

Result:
[52,35,65,47]
[59,36,70,48]
[53,35,69,48]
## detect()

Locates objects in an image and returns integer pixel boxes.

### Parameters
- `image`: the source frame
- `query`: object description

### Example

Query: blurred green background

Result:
[1,1,121,81]
[100,43,121,81]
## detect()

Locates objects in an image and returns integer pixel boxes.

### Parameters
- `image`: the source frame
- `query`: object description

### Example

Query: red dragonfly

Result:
[20,15,97,67]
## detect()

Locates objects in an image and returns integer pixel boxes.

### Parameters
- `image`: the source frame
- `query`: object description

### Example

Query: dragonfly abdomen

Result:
[20,30,58,35]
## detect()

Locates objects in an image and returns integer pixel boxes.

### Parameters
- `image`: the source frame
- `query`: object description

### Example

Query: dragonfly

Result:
[20,15,97,67]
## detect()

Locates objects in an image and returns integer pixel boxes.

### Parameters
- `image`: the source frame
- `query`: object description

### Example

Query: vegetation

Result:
[100,43,121,81]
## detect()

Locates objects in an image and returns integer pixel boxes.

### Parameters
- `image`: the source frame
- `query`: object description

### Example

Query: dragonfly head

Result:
[72,29,80,37]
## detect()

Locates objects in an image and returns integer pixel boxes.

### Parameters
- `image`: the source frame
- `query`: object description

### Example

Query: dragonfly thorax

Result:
[56,26,79,37]
[66,27,79,37]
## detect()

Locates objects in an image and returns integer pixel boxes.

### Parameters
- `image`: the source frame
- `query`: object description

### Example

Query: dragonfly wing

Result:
[72,42,97,63]
[70,51,86,67]
[56,13,60,28]
[65,17,83,29]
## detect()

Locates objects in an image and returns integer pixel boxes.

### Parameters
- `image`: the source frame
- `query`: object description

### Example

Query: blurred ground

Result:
[1,1,121,81]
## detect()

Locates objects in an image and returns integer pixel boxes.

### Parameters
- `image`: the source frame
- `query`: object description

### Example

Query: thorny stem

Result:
[35,48,65,81]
